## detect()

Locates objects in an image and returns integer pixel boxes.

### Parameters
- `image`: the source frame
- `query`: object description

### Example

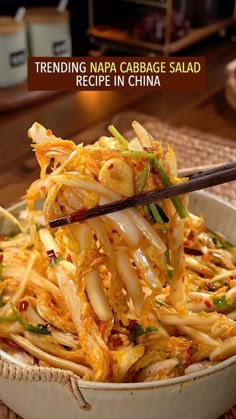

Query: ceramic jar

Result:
[26,7,72,57]
[0,17,27,88]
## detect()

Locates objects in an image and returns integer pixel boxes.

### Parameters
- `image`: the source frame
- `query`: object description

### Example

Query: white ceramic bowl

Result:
[0,191,235,419]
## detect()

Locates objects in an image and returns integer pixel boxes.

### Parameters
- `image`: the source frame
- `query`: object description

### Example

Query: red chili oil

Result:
[204,300,211,308]
[19,300,29,311]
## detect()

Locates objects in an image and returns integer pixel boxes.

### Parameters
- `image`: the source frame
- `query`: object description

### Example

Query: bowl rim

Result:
[77,353,236,390]
[1,191,236,390]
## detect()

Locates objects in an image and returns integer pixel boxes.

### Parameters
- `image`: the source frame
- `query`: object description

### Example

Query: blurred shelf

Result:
[120,0,167,9]
[0,82,59,113]
[88,17,236,55]
[169,17,236,54]
[88,25,164,54]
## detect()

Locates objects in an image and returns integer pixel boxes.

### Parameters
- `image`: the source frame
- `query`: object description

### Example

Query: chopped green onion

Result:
[138,161,154,219]
[49,254,64,267]
[155,204,169,223]
[213,296,236,308]
[150,156,171,186]
[148,203,168,233]
[138,160,150,193]
[0,316,16,323]
[148,202,168,233]
[170,196,189,219]
[143,204,150,217]
[119,150,150,159]
[108,125,129,147]
[165,249,173,279]
[121,149,189,219]
[130,323,158,342]
[213,296,227,307]
[10,302,51,334]
[10,302,24,324]
[213,238,224,249]
[36,224,43,231]
[176,364,185,371]
[0,303,22,323]
[24,323,51,335]
[151,156,189,219]
[208,228,234,251]
[149,203,165,225]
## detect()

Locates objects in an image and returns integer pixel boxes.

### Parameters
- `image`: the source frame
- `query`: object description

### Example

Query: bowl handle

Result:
[69,377,92,410]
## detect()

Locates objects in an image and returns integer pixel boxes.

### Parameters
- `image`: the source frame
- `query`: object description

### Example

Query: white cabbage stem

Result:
[60,260,76,276]
[85,269,113,321]
[185,255,215,277]
[11,335,92,378]
[132,121,153,147]
[88,218,114,257]
[55,265,81,332]
[186,301,212,313]
[52,174,166,253]
[126,209,166,254]
[111,345,144,383]
[0,206,24,233]
[160,312,220,326]
[24,332,85,363]
[227,310,236,321]
[186,292,213,312]
[0,254,36,316]
[50,329,80,349]
[0,234,31,249]
[210,337,236,361]
[38,228,60,255]
[76,222,95,252]
[177,325,220,347]
[28,122,57,144]
[211,271,236,282]
[3,266,61,295]
[52,175,120,200]
[136,358,179,382]
[41,146,84,192]
[76,221,113,321]
[0,348,30,368]
[128,137,144,151]
[132,248,162,289]
[184,361,217,375]
[169,216,186,308]
[116,249,144,315]
[100,197,142,248]
[226,286,236,300]
[23,301,45,325]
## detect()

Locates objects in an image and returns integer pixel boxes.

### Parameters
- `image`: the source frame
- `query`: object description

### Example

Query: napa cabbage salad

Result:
[0,121,235,382]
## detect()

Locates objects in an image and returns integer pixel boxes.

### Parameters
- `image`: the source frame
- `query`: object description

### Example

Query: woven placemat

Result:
[0,400,22,419]
[0,114,235,419]
[0,402,235,419]
[122,116,236,206]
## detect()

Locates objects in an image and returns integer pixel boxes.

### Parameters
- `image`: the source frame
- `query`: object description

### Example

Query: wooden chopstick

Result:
[178,162,235,178]
[49,162,236,228]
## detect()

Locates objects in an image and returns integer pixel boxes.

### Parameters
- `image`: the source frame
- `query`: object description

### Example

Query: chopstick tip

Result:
[49,215,69,228]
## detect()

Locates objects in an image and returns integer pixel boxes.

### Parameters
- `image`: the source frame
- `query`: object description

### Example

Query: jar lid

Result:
[0,17,25,35]
[26,7,69,24]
